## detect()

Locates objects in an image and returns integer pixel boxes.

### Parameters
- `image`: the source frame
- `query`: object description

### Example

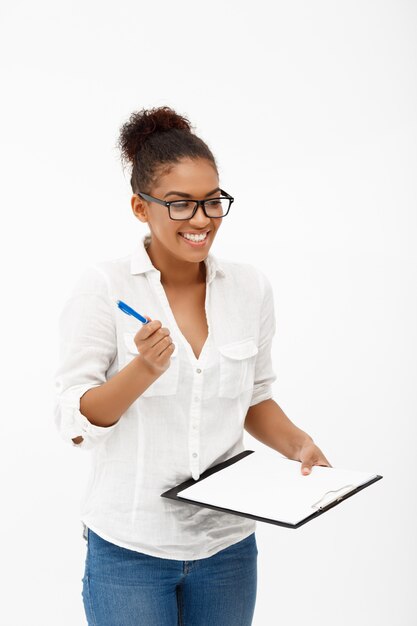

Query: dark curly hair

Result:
[117,106,218,194]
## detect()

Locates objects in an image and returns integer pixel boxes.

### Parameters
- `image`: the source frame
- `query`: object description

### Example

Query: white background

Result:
[1,0,415,624]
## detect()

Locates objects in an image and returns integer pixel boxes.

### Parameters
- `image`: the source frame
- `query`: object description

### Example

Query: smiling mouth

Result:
[179,231,210,239]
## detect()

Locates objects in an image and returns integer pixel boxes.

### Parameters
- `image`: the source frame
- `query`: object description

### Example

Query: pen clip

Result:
[311,484,355,510]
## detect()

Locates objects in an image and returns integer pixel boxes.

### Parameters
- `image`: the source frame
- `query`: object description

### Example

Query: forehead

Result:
[154,158,218,194]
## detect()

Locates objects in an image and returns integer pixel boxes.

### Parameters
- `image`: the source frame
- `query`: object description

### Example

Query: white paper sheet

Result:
[179,448,378,525]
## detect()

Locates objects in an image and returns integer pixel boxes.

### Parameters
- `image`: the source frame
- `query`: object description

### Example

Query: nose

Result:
[188,203,211,228]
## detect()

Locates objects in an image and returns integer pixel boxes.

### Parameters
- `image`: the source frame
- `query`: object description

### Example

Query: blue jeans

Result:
[82,527,258,625]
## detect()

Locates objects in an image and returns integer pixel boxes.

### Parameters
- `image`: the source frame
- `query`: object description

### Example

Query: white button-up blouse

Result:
[53,233,277,560]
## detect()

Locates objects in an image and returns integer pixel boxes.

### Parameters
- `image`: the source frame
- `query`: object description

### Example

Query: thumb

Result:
[301,464,312,475]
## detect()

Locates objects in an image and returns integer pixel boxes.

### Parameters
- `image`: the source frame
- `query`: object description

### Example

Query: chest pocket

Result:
[218,337,258,399]
[122,332,179,397]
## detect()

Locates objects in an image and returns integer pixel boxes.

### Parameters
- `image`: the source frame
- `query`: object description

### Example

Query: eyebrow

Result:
[164,187,221,199]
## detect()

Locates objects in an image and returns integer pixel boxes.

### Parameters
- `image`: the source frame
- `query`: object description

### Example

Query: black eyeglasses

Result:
[136,189,234,220]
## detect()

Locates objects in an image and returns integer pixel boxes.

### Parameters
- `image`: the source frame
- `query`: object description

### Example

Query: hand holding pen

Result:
[116,300,176,375]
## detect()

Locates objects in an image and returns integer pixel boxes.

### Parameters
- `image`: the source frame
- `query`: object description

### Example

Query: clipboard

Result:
[161,449,383,529]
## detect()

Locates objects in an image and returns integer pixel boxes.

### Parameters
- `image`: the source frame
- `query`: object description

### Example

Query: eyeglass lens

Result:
[169,198,229,220]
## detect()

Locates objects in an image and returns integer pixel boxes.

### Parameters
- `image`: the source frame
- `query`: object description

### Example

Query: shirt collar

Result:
[130,233,226,284]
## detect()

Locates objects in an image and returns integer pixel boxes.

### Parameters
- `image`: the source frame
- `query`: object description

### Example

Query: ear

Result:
[131,194,149,223]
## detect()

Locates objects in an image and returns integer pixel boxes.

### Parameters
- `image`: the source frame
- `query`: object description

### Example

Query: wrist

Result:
[134,354,161,379]
[296,433,314,458]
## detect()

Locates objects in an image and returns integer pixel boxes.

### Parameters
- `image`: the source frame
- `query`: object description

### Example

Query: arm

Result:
[245,270,331,472]
[54,264,159,450]
[244,398,332,473]
[244,398,313,460]
[73,355,160,444]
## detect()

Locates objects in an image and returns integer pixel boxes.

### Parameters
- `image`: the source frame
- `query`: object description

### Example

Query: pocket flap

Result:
[123,331,178,357]
[218,337,258,360]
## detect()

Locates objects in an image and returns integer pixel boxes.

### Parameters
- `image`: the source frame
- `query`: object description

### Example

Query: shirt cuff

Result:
[55,384,120,449]
[248,384,273,407]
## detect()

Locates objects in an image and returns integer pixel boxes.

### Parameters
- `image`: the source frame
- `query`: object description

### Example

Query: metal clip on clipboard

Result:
[311,484,356,510]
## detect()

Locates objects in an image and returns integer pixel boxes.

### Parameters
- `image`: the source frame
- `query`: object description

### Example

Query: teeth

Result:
[181,232,208,242]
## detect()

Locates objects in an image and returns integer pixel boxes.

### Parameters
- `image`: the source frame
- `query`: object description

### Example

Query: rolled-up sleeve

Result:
[53,264,120,450]
[249,270,277,407]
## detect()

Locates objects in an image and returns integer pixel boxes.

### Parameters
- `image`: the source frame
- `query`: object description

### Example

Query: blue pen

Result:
[116,300,151,324]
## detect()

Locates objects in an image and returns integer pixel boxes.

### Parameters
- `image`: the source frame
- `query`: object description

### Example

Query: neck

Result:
[145,236,206,288]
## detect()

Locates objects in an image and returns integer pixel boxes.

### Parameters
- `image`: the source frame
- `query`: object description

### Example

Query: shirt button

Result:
[192,424,197,429]
[192,452,198,458]
[196,368,202,373]
[194,396,199,402]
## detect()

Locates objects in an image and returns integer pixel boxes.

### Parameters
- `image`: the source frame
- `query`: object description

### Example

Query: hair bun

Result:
[118,106,192,165]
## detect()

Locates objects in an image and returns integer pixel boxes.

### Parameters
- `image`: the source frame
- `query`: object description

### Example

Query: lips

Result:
[178,231,210,246]
[179,231,210,236]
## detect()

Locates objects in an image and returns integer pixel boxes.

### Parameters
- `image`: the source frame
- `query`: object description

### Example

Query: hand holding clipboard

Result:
[161,447,382,529]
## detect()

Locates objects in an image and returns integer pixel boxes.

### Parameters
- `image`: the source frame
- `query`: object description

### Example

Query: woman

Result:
[54,105,331,625]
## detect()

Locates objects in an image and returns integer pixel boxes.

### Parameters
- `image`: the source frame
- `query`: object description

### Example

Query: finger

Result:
[318,454,332,468]
[149,328,170,351]
[142,319,161,338]
[154,340,175,362]
[301,463,312,475]
[152,335,173,358]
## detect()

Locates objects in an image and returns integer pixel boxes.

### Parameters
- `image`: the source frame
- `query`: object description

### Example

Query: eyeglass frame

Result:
[135,188,234,220]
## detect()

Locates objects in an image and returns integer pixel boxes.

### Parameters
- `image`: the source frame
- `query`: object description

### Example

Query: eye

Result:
[205,198,222,207]
[171,200,194,209]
